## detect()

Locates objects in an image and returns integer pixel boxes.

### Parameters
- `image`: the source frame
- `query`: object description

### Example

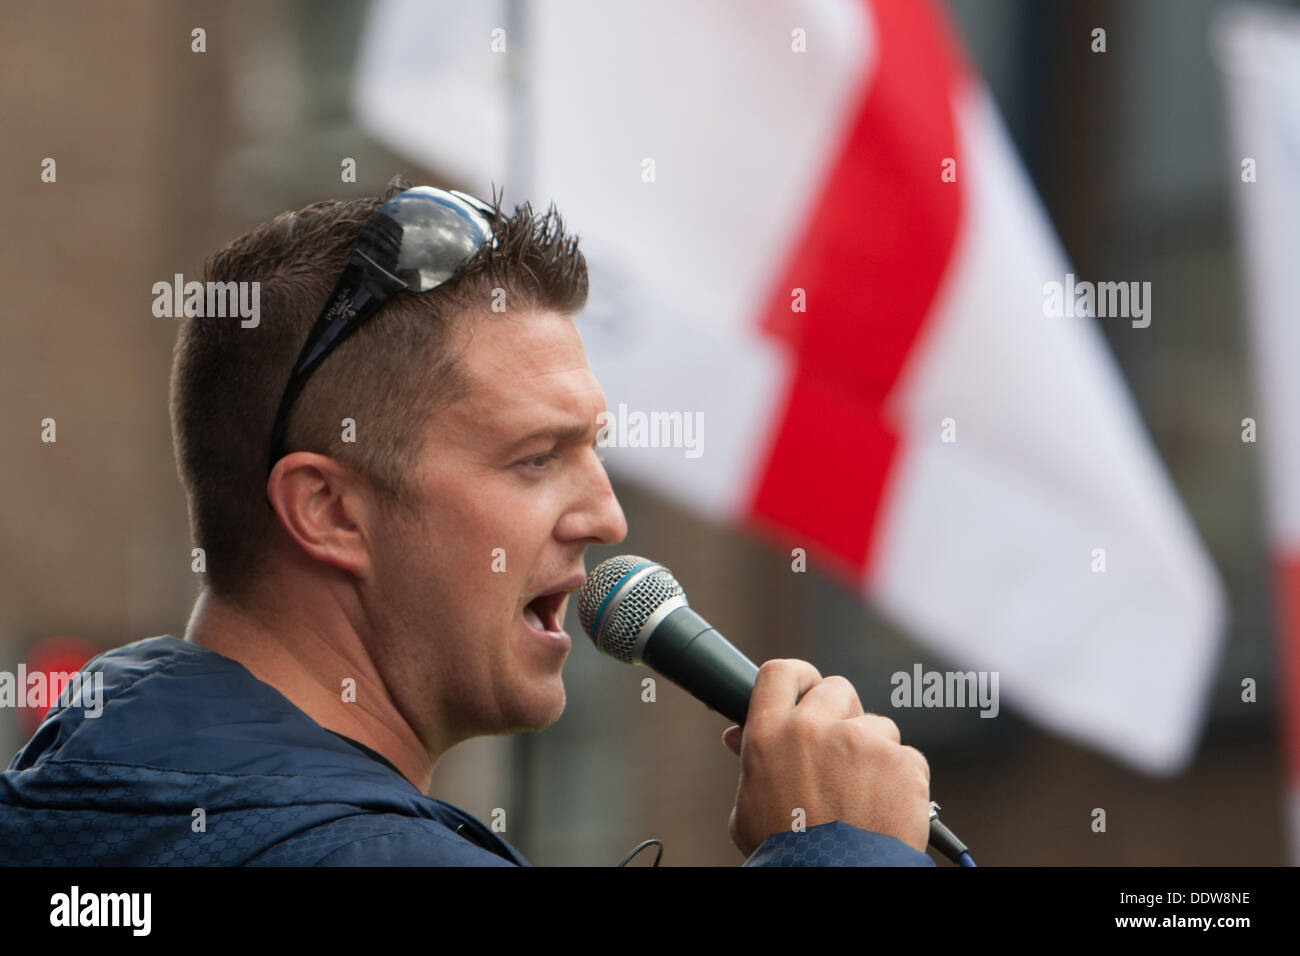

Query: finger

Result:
[747,659,822,731]
[848,712,902,745]
[903,744,930,785]
[721,725,742,756]
[795,675,865,720]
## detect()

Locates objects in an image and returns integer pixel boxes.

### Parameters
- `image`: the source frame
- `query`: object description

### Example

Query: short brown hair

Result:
[170,177,588,597]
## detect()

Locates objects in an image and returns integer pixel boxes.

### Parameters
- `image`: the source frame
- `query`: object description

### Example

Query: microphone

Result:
[576,554,975,866]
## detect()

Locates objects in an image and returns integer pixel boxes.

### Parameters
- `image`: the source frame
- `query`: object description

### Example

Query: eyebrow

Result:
[502,421,598,455]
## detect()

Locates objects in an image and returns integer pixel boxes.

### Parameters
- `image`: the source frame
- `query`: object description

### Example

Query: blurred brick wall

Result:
[0,0,223,753]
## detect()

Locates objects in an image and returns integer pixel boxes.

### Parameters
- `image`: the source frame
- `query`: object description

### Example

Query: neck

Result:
[183,584,437,793]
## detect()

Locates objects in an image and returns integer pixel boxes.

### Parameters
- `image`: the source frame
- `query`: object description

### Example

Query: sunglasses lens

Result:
[377,186,496,292]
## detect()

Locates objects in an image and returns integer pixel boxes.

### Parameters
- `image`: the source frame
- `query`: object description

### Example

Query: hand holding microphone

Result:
[718,658,932,856]
[577,554,973,865]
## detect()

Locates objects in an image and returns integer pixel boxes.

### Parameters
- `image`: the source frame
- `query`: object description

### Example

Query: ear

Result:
[265,452,375,580]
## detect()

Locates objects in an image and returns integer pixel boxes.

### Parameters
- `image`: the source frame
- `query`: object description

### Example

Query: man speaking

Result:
[0,181,934,866]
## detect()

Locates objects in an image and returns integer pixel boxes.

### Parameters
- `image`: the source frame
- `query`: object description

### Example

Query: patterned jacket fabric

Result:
[0,636,934,866]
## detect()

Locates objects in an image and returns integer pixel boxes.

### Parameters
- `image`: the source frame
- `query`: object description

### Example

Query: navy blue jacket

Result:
[0,636,934,866]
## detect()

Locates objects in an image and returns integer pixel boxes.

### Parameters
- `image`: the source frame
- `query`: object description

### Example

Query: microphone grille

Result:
[577,555,686,662]
[577,554,647,637]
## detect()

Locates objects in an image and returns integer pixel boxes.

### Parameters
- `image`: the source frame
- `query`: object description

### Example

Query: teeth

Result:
[523,603,546,631]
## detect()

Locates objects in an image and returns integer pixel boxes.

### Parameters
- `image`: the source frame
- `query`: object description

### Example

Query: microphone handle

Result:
[640,606,758,725]
[639,605,973,865]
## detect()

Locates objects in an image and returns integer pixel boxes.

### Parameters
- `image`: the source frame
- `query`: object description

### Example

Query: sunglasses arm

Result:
[265,250,407,474]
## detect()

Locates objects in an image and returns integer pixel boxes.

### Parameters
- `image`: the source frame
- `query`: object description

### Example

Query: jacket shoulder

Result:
[245,812,522,867]
[743,821,936,866]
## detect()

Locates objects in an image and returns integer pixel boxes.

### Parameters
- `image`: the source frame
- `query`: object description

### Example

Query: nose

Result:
[556,449,628,546]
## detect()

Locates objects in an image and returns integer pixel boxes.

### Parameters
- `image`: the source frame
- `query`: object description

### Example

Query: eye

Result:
[520,449,562,471]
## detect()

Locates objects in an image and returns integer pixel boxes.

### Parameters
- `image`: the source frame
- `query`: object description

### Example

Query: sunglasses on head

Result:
[266,185,499,476]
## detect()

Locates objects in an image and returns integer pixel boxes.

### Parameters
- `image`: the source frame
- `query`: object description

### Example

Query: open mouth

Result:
[523,589,568,634]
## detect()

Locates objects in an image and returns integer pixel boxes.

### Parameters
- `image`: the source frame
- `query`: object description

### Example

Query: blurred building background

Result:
[0,0,1288,864]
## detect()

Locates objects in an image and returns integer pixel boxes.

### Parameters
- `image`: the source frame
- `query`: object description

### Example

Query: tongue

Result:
[523,602,546,631]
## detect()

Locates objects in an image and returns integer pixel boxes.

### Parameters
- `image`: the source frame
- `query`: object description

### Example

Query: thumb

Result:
[721,724,742,756]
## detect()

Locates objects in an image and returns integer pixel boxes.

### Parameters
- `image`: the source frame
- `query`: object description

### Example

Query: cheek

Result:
[461,481,554,557]
[370,497,463,606]
[389,474,556,607]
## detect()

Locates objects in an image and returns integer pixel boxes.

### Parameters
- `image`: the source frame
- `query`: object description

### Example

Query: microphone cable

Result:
[929,802,976,866]
[617,838,664,866]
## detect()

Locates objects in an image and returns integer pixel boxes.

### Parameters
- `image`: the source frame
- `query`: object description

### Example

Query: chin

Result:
[504,680,566,733]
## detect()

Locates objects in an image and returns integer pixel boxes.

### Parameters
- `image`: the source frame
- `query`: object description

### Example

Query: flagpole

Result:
[505,0,538,858]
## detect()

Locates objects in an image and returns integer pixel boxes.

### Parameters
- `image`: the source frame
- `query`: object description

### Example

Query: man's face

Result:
[367,309,627,752]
